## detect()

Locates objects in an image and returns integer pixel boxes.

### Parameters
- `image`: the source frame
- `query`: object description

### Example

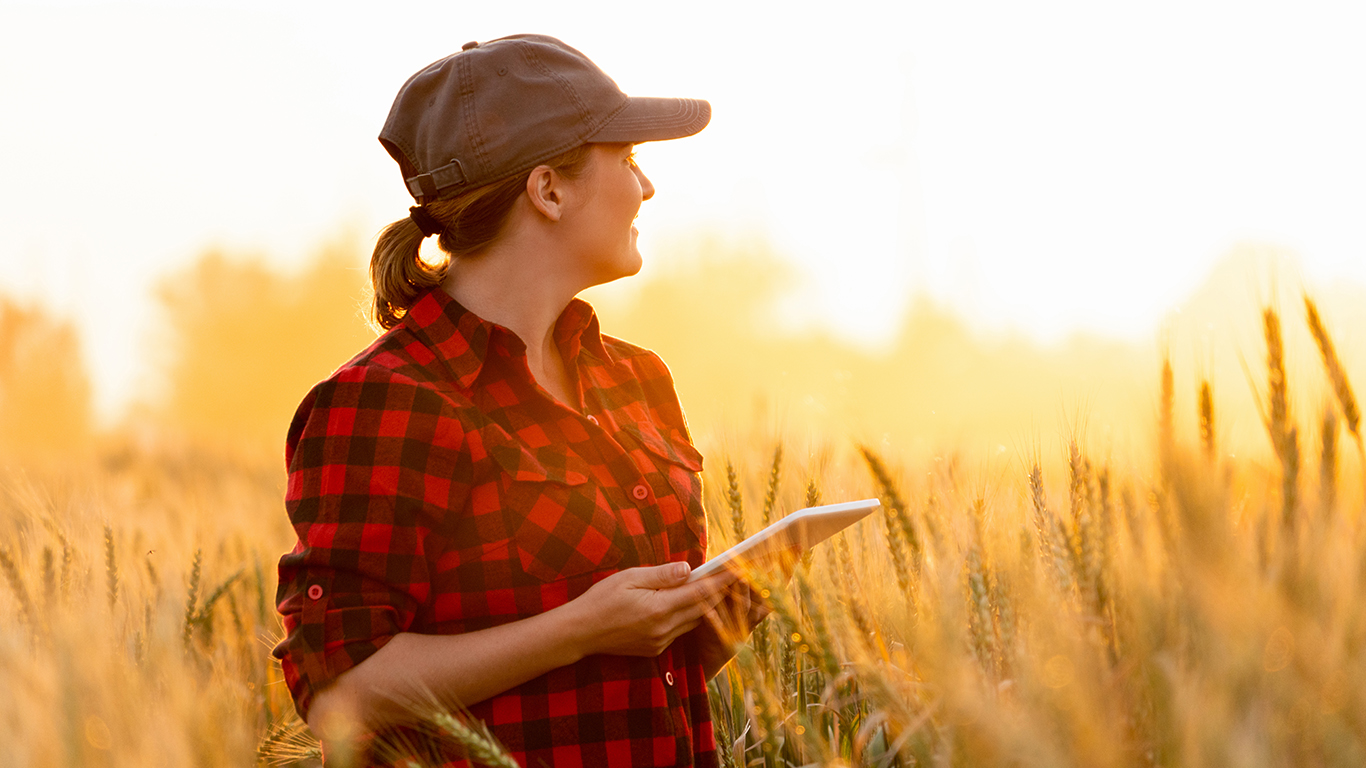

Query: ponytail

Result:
[369,216,441,330]
[369,143,596,330]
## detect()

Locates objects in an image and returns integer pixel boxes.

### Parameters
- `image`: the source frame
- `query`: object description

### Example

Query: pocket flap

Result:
[620,422,704,472]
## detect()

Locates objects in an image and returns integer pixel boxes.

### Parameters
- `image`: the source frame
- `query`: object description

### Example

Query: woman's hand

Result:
[567,562,736,658]
[694,575,774,678]
[706,577,772,640]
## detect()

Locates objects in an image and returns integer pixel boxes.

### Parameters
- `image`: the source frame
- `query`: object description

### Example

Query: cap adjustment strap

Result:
[405,158,467,200]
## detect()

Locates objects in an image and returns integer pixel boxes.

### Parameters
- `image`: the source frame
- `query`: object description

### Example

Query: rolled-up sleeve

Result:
[272,365,465,719]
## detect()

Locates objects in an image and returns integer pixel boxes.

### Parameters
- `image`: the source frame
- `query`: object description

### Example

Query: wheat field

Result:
[1,292,1364,767]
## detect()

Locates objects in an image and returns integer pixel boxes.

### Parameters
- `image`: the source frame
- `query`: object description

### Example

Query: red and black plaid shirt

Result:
[273,288,716,767]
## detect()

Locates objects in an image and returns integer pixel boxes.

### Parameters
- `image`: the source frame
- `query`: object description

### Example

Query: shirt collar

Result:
[401,288,613,390]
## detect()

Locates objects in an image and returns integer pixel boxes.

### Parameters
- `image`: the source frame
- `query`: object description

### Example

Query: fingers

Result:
[628,561,693,590]
[646,568,733,609]
[701,602,749,646]
[600,564,761,656]
[696,578,774,643]
[691,571,739,606]
[643,571,737,627]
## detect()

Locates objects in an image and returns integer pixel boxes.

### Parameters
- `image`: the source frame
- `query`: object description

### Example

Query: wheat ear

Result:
[725,459,746,544]
[1160,356,1175,467]
[1305,296,1364,504]
[1258,307,1300,527]
[1322,407,1339,512]
[182,548,203,650]
[760,444,782,528]
[0,545,40,637]
[427,711,521,768]
[1305,296,1361,444]
[104,524,118,611]
[1199,379,1216,462]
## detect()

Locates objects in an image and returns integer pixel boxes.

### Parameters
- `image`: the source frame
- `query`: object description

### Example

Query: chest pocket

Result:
[489,440,626,583]
[618,422,707,549]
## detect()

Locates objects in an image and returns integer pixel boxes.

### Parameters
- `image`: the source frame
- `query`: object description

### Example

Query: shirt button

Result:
[632,484,649,500]
[665,671,675,686]
[307,584,323,600]
[587,415,599,425]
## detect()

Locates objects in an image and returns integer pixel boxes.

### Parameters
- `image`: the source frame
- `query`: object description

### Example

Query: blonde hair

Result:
[369,144,595,330]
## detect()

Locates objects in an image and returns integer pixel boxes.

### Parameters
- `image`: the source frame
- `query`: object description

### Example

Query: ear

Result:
[525,165,565,222]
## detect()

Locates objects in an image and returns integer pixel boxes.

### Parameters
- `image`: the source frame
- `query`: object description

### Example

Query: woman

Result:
[273,34,759,767]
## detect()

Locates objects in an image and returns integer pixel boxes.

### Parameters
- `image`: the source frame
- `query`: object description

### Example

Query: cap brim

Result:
[590,97,711,143]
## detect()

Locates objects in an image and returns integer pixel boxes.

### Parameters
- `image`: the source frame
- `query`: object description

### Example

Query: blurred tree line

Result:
[0,236,1158,458]
[16,236,1350,462]
[0,299,91,451]
[153,242,376,448]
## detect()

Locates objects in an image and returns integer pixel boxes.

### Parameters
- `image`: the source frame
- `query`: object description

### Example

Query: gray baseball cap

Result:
[380,34,712,203]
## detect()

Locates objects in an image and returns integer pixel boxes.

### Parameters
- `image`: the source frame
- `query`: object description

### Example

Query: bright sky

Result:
[2,0,1365,420]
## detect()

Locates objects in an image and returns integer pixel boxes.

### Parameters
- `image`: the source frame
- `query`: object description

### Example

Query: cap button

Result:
[462,40,479,51]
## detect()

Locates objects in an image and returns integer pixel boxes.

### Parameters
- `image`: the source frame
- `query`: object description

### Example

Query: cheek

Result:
[614,177,642,219]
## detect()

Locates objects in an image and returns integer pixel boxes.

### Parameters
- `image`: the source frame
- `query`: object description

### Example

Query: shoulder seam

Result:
[599,333,658,361]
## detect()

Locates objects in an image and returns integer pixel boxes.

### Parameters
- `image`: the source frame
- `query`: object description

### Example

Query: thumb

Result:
[632,561,691,589]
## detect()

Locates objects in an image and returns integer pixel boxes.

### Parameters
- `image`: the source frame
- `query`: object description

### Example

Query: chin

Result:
[588,260,643,289]
[616,249,644,279]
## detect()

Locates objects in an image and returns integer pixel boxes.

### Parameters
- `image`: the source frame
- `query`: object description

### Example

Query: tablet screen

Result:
[687,498,881,582]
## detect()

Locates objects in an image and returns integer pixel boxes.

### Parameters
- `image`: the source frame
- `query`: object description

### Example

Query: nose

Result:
[635,166,655,201]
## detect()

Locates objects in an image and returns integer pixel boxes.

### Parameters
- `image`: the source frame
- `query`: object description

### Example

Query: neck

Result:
[441,233,583,404]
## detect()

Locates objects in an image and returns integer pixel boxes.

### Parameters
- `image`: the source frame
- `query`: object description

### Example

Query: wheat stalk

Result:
[725,459,746,544]
[1265,308,1290,451]
[1160,356,1175,468]
[965,499,998,678]
[41,545,56,607]
[426,711,521,768]
[877,504,914,603]
[991,564,1016,678]
[860,446,921,568]
[1067,442,1095,598]
[732,646,785,760]
[1199,379,1216,463]
[1078,462,1104,616]
[801,480,821,572]
[761,444,782,528]
[1321,407,1339,512]
[1305,296,1361,444]
[1305,296,1364,506]
[182,548,203,650]
[256,716,323,766]
[859,445,915,601]
[1029,464,1073,593]
[833,533,879,655]
[792,567,842,680]
[1263,307,1300,526]
[0,545,40,638]
[804,479,821,509]
[188,571,243,643]
[1093,468,1119,658]
[104,524,118,611]
[59,536,72,601]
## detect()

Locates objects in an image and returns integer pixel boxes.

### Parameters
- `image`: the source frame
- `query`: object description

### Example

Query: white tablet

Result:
[687,498,881,582]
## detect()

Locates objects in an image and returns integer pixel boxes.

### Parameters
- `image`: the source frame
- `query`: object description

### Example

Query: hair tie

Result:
[409,206,443,238]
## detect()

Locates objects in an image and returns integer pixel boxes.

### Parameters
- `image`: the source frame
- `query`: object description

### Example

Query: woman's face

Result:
[562,143,655,286]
